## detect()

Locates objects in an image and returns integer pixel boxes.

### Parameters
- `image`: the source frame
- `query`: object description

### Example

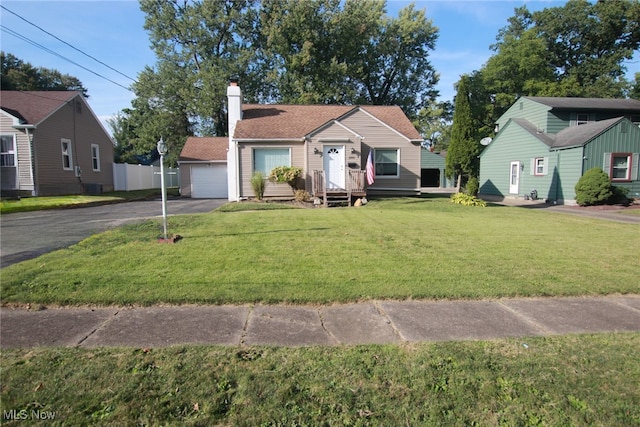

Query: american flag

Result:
[366,150,375,186]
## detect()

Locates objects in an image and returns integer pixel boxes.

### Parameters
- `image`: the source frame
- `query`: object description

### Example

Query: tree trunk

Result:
[456,174,462,193]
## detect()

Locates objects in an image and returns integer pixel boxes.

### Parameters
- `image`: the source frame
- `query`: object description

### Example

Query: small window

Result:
[611,153,631,181]
[1,135,16,167]
[375,149,399,177]
[61,139,73,170]
[535,158,545,176]
[91,144,100,171]
[253,148,290,176]
[576,113,589,126]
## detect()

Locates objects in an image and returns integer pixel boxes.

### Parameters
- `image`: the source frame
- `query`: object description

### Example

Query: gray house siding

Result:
[33,99,114,196]
[340,110,420,194]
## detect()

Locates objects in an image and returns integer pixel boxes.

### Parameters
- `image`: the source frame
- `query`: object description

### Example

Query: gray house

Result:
[479,97,640,204]
[1,91,114,196]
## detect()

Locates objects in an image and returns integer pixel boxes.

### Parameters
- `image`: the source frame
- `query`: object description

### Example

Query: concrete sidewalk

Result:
[1,296,639,348]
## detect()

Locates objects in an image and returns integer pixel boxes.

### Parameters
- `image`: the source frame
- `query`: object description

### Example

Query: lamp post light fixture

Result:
[157,137,169,241]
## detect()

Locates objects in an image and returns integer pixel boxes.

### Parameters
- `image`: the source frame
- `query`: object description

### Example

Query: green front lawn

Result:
[1,333,639,425]
[2,197,638,306]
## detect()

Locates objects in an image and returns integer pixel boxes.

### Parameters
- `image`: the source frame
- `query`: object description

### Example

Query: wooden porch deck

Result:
[312,170,367,207]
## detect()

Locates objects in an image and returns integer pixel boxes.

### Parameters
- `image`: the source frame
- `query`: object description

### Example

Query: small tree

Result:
[575,168,613,206]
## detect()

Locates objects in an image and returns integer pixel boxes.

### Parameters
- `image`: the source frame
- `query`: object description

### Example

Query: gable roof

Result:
[508,116,628,150]
[233,104,421,141]
[0,91,80,125]
[179,136,228,162]
[523,96,640,111]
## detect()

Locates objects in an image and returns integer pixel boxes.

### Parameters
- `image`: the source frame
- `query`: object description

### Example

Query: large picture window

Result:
[61,139,73,170]
[253,148,290,176]
[375,149,399,177]
[1,135,16,167]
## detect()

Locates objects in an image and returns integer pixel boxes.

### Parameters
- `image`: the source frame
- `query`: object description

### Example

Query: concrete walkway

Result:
[1,295,639,349]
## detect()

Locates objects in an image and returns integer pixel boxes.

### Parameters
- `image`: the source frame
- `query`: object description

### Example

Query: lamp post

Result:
[157,137,168,240]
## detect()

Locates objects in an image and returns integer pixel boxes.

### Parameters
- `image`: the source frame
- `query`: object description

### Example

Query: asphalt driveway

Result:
[0,198,226,268]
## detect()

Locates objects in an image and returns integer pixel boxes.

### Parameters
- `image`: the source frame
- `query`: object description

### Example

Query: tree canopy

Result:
[111,0,440,164]
[1,52,88,96]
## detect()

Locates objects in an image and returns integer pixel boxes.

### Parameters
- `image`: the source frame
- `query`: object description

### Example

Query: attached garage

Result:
[179,137,228,199]
[191,164,227,198]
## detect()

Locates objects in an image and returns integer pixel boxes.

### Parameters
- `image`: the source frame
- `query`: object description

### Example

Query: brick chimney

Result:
[227,78,242,201]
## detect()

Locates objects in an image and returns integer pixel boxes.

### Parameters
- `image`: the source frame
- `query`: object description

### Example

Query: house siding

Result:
[480,121,557,199]
[497,98,549,133]
[306,121,362,194]
[551,149,583,203]
[33,98,114,196]
[583,121,640,198]
[237,141,305,198]
[340,110,420,194]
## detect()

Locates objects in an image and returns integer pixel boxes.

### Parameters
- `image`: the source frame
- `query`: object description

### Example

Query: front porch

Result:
[312,170,367,207]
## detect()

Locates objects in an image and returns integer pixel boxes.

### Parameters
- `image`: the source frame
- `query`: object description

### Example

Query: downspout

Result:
[234,140,240,200]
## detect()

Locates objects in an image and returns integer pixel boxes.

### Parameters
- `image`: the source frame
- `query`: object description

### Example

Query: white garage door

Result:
[191,164,227,198]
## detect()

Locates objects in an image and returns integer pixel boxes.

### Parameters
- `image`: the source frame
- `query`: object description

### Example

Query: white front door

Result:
[323,145,345,189]
[509,161,520,195]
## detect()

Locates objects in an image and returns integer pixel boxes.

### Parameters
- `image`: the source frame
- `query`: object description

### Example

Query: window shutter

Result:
[632,153,639,180]
[543,157,549,175]
[603,153,611,177]
[530,158,535,175]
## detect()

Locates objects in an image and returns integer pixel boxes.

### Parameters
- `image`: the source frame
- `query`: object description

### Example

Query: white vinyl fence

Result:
[113,163,180,191]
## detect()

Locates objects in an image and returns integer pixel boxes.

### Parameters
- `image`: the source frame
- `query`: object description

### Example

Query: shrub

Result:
[450,192,486,207]
[464,176,479,196]
[609,185,630,205]
[294,190,311,202]
[269,166,303,189]
[575,168,613,206]
[250,172,266,200]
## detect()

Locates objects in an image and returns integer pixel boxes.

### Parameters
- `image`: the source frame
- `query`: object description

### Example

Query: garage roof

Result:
[179,137,227,162]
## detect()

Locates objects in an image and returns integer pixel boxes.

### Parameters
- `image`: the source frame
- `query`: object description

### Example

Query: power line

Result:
[1,24,133,92]
[1,4,137,83]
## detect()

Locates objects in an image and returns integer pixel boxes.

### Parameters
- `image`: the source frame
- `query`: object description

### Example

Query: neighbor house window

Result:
[61,139,73,170]
[532,157,548,176]
[253,148,290,176]
[611,153,631,181]
[1,135,16,167]
[91,144,100,171]
[576,113,589,126]
[375,149,399,177]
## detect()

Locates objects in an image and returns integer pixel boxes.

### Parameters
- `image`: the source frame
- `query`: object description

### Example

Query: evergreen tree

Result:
[446,76,478,192]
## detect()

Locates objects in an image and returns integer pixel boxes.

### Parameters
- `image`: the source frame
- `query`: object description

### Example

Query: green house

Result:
[420,148,453,188]
[479,97,640,204]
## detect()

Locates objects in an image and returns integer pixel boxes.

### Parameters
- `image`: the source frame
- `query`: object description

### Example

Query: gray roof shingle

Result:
[524,97,640,111]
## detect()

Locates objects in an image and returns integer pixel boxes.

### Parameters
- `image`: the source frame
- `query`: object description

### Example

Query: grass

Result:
[0,189,179,214]
[1,196,638,306]
[1,333,638,425]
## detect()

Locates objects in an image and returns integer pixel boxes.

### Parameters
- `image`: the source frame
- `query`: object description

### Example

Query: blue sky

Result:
[2,0,638,131]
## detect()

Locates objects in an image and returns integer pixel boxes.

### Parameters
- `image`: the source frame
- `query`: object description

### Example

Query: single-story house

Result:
[178,136,228,198]
[1,90,114,196]
[224,81,423,202]
[479,96,640,204]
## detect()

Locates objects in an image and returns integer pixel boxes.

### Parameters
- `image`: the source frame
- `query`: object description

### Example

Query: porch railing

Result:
[312,170,367,207]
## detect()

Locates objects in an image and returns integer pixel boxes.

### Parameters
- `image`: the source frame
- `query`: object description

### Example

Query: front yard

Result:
[2,196,639,425]
[1,196,638,306]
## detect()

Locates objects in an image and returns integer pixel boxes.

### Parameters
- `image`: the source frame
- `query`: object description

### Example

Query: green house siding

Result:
[583,121,640,198]
[480,121,557,199]
[551,148,584,202]
[497,98,549,132]
[420,149,452,188]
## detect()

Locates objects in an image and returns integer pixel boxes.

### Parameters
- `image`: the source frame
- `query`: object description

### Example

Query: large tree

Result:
[446,76,478,191]
[1,52,88,96]
[466,0,640,134]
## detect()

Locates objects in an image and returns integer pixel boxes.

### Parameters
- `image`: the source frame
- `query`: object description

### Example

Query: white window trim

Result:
[91,144,101,172]
[1,134,16,167]
[61,138,73,171]
[530,157,548,176]
[608,153,633,182]
[374,148,400,179]
[576,113,589,126]
[252,147,292,176]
